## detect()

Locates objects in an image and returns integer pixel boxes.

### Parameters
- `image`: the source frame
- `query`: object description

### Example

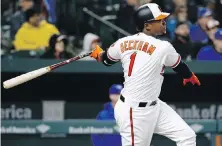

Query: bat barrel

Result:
[3,67,50,89]
[3,51,92,89]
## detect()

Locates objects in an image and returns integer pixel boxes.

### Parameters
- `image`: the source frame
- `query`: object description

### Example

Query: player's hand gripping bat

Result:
[183,72,201,86]
[3,47,101,89]
[90,45,104,61]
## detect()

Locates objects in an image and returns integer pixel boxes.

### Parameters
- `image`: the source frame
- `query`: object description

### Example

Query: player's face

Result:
[149,19,167,35]
[155,19,167,35]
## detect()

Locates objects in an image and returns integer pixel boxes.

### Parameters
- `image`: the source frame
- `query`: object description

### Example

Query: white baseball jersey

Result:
[107,33,181,102]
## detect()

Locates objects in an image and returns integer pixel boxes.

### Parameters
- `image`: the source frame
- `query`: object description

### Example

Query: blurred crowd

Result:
[1,0,222,60]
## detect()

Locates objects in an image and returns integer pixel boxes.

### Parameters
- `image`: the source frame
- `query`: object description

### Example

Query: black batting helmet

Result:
[134,3,170,31]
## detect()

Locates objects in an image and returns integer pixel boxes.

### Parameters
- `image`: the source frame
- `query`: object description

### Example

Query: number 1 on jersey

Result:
[128,52,137,76]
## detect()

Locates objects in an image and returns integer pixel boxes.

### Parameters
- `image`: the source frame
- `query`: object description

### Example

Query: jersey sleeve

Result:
[106,40,121,62]
[161,42,181,68]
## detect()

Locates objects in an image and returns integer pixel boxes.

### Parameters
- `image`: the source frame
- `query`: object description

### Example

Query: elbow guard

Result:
[100,51,118,66]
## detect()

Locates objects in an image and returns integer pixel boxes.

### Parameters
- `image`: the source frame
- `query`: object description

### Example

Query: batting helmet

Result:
[134,3,170,31]
[109,84,123,95]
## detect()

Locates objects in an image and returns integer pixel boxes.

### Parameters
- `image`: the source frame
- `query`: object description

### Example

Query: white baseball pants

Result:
[114,98,196,146]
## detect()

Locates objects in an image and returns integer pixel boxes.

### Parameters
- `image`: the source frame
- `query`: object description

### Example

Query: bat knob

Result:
[3,82,8,89]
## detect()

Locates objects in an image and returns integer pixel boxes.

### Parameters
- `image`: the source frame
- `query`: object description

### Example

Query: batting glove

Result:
[183,72,201,86]
[90,45,104,62]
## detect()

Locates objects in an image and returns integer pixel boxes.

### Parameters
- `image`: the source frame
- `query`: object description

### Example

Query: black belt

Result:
[120,95,157,107]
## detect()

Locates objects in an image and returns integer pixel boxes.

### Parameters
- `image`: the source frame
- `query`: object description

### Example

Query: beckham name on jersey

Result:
[120,40,156,55]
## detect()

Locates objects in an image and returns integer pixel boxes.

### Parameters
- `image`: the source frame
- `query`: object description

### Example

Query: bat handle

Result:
[49,51,93,70]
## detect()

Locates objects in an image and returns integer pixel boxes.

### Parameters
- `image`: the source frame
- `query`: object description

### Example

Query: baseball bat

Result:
[3,51,92,89]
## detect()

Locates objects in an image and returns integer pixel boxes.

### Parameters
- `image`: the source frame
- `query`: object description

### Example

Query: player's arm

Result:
[173,60,200,86]
[162,42,200,86]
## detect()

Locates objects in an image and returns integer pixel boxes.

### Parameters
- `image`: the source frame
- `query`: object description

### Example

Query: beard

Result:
[155,28,166,36]
[155,25,167,35]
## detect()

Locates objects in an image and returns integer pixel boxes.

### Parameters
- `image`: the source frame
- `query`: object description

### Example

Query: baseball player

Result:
[91,84,123,146]
[90,3,200,146]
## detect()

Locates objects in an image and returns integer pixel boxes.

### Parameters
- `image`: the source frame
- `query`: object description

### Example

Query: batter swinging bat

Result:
[3,51,92,89]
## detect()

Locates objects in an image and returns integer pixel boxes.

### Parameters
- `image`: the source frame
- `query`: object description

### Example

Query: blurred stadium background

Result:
[1,0,222,146]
